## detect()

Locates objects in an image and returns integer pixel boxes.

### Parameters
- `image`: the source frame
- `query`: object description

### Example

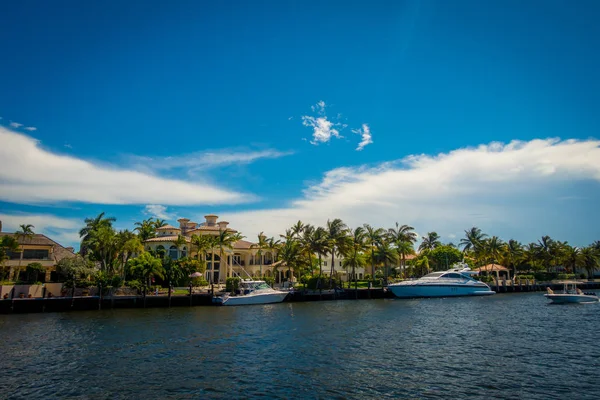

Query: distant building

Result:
[0,221,77,282]
[143,215,284,284]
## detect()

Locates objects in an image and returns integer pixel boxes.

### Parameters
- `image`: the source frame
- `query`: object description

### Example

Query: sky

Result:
[1,0,599,249]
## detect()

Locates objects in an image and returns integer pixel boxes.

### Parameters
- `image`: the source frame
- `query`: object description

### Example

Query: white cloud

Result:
[221,138,600,245]
[302,101,344,145]
[24,127,37,131]
[10,122,23,128]
[0,127,252,206]
[0,212,81,247]
[352,124,373,151]
[144,205,175,220]
[129,148,293,174]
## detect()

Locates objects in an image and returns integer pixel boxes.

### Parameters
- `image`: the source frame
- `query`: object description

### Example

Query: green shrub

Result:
[557,273,575,280]
[263,276,275,287]
[111,275,123,288]
[534,272,558,281]
[125,280,143,292]
[516,275,535,281]
[226,277,241,292]
[191,277,208,287]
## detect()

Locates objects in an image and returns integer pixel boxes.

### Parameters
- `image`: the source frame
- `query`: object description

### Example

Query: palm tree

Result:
[79,212,116,256]
[88,224,118,273]
[375,240,398,285]
[387,223,417,277]
[216,229,244,282]
[502,239,524,278]
[344,227,366,294]
[173,235,188,259]
[117,230,143,279]
[562,245,583,275]
[250,232,269,278]
[459,227,488,253]
[266,236,281,281]
[364,224,385,279]
[278,239,301,285]
[481,236,504,270]
[190,234,213,273]
[291,220,305,239]
[535,235,555,272]
[581,246,600,279]
[311,227,329,288]
[127,252,164,302]
[14,224,35,279]
[0,235,19,281]
[134,218,157,241]
[418,232,441,252]
[326,219,349,284]
[153,219,168,228]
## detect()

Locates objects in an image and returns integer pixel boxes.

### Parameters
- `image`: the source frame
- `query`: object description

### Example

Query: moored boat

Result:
[387,263,495,299]
[213,280,289,306]
[544,281,599,304]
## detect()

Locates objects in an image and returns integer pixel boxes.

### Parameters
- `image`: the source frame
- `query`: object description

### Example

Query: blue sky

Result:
[1,0,599,248]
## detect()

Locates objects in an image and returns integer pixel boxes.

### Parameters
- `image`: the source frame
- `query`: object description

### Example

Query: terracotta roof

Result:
[145,235,191,243]
[233,240,256,250]
[476,264,509,272]
[156,225,180,230]
[187,226,238,233]
[403,254,416,260]
[0,232,76,263]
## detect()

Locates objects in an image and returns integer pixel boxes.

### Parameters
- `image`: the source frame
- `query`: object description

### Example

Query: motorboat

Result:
[387,263,495,298]
[544,281,599,304]
[212,280,289,306]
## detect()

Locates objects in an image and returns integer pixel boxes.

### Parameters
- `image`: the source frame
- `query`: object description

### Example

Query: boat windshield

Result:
[423,272,444,278]
[240,281,272,290]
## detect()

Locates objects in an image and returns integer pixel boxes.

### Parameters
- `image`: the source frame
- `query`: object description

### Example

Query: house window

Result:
[182,247,187,258]
[23,249,50,260]
[169,246,178,259]
[339,261,342,267]
[323,261,327,266]
[7,251,21,260]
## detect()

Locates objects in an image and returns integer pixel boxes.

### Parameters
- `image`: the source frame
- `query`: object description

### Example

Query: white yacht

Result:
[544,281,599,304]
[213,280,289,306]
[387,264,495,298]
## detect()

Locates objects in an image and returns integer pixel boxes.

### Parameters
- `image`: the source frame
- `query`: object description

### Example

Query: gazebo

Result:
[475,264,511,280]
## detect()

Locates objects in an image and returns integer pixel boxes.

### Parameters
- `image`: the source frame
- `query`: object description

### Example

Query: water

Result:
[1,293,600,399]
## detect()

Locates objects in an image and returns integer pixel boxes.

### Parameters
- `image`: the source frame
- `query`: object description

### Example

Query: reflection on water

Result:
[1,293,600,399]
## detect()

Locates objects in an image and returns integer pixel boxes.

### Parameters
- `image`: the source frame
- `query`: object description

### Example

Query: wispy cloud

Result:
[352,124,373,151]
[144,204,176,220]
[9,121,23,128]
[24,126,37,131]
[0,127,253,206]
[128,147,293,175]
[302,101,343,145]
[222,138,600,246]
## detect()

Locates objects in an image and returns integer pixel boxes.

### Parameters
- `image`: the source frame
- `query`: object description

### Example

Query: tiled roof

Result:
[145,235,191,243]
[233,240,256,250]
[476,263,509,272]
[156,225,180,230]
[187,226,238,233]
[0,232,76,263]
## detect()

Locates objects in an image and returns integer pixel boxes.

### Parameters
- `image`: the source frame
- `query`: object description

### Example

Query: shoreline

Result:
[2,280,600,315]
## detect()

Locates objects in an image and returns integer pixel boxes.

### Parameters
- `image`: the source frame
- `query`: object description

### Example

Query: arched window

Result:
[169,245,178,260]
[182,246,187,258]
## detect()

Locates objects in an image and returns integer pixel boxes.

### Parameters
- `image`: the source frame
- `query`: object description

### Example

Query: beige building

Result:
[143,215,285,284]
[0,222,77,282]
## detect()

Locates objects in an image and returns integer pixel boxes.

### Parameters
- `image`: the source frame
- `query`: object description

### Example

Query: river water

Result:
[1,292,599,399]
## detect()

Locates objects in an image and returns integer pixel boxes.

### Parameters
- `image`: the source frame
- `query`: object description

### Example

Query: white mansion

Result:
[142,214,366,284]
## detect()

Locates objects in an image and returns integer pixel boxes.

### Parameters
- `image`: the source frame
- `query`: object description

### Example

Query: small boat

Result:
[387,263,495,299]
[544,281,599,304]
[213,280,289,306]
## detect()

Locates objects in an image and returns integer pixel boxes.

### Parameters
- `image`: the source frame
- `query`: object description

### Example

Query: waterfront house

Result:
[143,215,285,284]
[0,221,77,282]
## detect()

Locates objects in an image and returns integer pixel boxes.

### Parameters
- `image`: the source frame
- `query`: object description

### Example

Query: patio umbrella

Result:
[189,272,203,278]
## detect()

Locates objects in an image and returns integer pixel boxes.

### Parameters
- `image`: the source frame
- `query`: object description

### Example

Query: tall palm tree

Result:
[311,227,329,279]
[300,224,316,275]
[364,224,385,279]
[173,234,188,259]
[502,239,524,278]
[134,218,157,241]
[14,224,35,279]
[127,252,164,301]
[88,224,118,273]
[278,239,301,284]
[388,223,417,277]
[418,232,441,252]
[266,236,281,280]
[581,246,600,279]
[216,229,244,282]
[250,232,269,278]
[153,219,168,228]
[117,230,143,279]
[482,236,504,267]
[79,212,116,256]
[562,245,583,275]
[326,219,349,284]
[344,227,366,293]
[535,235,555,272]
[459,227,488,253]
[375,239,398,285]
[190,234,213,273]
[0,236,19,281]
[291,220,305,239]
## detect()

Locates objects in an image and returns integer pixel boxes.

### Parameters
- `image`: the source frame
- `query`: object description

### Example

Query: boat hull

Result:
[388,284,495,299]
[544,294,599,304]
[220,291,289,306]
